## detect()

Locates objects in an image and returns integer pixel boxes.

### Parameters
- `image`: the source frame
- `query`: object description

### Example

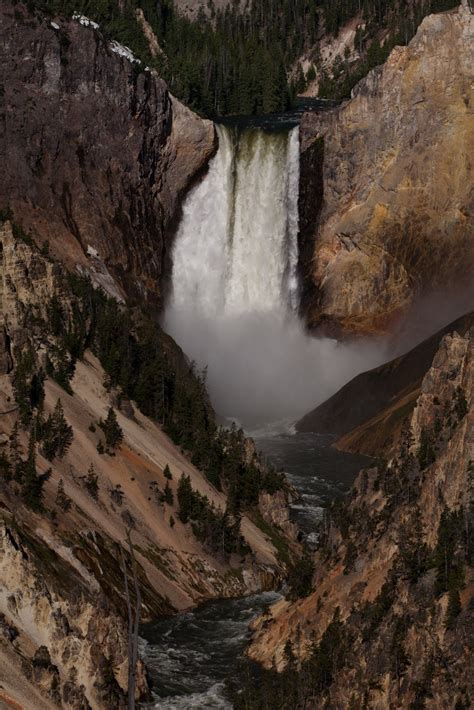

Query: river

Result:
[149,108,378,707]
[141,431,372,708]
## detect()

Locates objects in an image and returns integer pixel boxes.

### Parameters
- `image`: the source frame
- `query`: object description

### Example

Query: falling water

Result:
[164,124,384,428]
[168,126,300,318]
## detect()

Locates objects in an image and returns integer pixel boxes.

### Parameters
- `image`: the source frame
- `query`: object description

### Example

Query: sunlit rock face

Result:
[299,3,474,337]
[0,2,215,306]
[248,325,474,708]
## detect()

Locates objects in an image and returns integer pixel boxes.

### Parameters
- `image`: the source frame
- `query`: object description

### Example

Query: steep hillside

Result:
[239,326,474,709]
[298,2,474,336]
[0,220,298,708]
[296,312,474,458]
[0,1,215,307]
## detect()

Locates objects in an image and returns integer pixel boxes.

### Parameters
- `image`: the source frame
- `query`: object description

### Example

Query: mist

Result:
[163,122,472,431]
[164,307,388,429]
[391,287,474,357]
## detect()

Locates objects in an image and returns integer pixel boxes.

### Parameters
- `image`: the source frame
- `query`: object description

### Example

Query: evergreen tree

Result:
[85,464,99,500]
[55,478,72,512]
[9,420,22,480]
[446,588,462,628]
[0,451,11,481]
[21,426,51,511]
[161,481,174,506]
[100,407,123,450]
[42,399,74,461]
[177,474,193,524]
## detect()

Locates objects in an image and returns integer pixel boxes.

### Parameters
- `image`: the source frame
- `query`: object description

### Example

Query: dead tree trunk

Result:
[120,529,142,710]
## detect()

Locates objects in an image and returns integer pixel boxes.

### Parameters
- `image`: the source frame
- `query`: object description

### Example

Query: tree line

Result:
[30,0,459,116]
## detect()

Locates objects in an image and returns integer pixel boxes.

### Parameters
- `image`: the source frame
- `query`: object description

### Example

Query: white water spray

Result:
[164,125,384,428]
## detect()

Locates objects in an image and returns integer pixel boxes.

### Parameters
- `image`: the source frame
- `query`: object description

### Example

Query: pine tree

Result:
[0,451,11,481]
[446,588,462,628]
[9,420,22,480]
[55,478,72,512]
[42,399,74,461]
[163,464,173,480]
[100,407,123,450]
[85,464,99,500]
[177,474,193,523]
[22,426,51,511]
[161,481,174,506]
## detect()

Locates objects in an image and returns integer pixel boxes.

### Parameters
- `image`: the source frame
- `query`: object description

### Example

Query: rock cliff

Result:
[0,1,215,306]
[296,311,474,458]
[0,221,297,707]
[246,326,474,707]
[299,2,474,336]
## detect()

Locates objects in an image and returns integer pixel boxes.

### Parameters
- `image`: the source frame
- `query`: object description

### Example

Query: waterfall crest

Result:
[164,125,383,428]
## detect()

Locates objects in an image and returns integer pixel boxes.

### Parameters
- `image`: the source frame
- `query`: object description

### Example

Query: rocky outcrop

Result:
[259,490,300,543]
[247,327,474,707]
[299,2,474,336]
[0,518,149,709]
[0,222,297,707]
[0,1,215,306]
[296,311,474,458]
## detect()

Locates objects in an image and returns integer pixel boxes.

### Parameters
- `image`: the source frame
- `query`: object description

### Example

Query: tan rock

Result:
[299,3,474,336]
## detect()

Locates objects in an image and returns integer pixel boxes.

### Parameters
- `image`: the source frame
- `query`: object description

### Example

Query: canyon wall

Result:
[299,2,474,336]
[0,217,298,707]
[296,311,474,458]
[0,1,215,306]
[248,325,474,707]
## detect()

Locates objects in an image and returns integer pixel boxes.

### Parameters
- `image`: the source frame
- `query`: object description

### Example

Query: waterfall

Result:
[169,125,300,318]
[164,124,383,429]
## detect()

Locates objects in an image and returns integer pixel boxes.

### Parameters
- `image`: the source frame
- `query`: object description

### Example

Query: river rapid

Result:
[141,431,371,708]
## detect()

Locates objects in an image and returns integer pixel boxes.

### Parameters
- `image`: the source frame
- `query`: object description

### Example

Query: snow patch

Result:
[109,40,141,65]
[50,21,60,30]
[72,12,99,30]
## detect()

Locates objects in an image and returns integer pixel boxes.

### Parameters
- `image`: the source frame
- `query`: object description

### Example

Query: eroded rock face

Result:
[247,327,474,707]
[0,221,297,707]
[299,2,474,336]
[0,2,215,306]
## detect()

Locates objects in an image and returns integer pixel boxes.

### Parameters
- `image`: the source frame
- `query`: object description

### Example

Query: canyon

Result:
[0,219,297,707]
[0,1,473,708]
[246,326,474,708]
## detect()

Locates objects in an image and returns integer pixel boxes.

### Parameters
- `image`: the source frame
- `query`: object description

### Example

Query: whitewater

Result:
[164,124,384,428]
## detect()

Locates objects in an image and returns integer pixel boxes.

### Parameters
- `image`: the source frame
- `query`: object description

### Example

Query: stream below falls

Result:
[141,432,372,709]
[146,114,379,708]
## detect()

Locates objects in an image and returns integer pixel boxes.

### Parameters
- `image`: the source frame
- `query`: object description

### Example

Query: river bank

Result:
[141,430,370,708]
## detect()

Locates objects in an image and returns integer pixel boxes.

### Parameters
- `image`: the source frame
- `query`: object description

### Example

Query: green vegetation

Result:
[433,509,466,598]
[84,463,99,500]
[251,510,291,567]
[161,481,174,506]
[50,273,284,509]
[29,0,459,116]
[99,407,123,450]
[55,478,72,511]
[41,399,74,461]
[177,473,249,555]
[228,608,351,708]
[21,429,50,511]
[417,427,436,471]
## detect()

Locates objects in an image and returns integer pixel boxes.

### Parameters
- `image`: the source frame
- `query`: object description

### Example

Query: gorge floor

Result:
[141,430,370,708]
